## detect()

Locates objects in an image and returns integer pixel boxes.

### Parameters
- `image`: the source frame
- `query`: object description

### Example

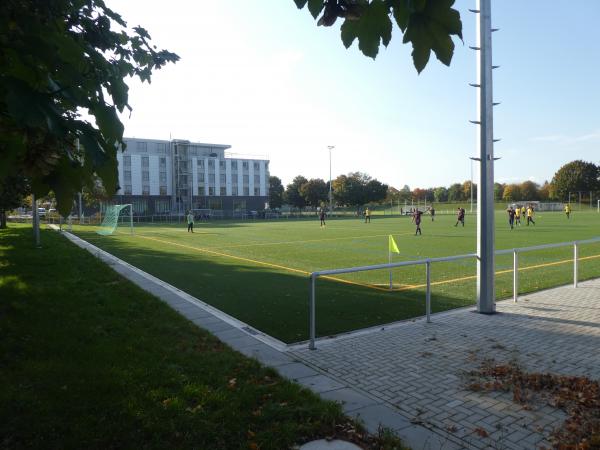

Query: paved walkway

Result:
[292,280,600,449]
[59,228,600,450]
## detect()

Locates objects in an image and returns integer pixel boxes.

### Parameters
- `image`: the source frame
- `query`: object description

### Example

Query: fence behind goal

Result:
[306,236,600,349]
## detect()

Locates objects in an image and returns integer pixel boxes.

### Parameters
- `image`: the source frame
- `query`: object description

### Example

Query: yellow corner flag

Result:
[389,235,400,254]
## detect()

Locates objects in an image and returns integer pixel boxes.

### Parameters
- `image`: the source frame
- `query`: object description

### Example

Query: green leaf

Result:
[108,78,129,111]
[403,17,433,73]
[293,0,308,8]
[411,0,427,12]
[340,20,359,49]
[392,1,410,31]
[307,0,324,19]
[93,103,125,145]
[426,0,463,39]
[427,20,454,66]
[342,0,392,59]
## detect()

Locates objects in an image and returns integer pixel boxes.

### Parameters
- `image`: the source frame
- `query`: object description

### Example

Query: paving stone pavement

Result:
[58,228,600,450]
[291,279,600,449]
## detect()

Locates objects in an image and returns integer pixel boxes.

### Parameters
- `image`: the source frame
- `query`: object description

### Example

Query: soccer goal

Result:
[96,204,133,236]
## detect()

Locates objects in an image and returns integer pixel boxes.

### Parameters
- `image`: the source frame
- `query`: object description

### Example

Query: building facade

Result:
[113,138,269,216]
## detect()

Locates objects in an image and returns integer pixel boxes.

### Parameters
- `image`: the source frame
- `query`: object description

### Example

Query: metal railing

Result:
[308,237,600,350]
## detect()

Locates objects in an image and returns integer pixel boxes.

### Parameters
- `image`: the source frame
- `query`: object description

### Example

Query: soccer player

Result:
[514,205,521,226]
[430,206,436,221]
[454,207,465,227]
[412,209,424,235]
[526,205,536,226]
[187,210,194,233]
[507,206,515,230]
[319,209,326,227]
[565,204,571,219]
[364,208,371,223]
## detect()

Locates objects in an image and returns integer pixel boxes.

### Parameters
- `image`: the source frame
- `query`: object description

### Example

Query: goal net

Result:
[96,204,133,236]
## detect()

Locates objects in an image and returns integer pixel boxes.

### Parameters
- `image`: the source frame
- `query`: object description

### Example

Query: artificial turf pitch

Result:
[73,210,600,344]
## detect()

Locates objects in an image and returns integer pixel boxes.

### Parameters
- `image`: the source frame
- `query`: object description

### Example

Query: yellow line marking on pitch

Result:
[392,253,600,291]
[135,235,388,292]
[134,229,415,250]
[202,232,416,250]
[131,234,600,296]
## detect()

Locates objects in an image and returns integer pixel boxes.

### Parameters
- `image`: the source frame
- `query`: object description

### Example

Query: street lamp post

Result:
[473,0,497,314]
[327,145,334,214]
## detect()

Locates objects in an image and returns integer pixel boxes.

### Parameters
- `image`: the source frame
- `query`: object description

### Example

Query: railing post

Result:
[309,273,317,350]
[513,250,518,302]
[574,241,579,288]
[425,260,431,323]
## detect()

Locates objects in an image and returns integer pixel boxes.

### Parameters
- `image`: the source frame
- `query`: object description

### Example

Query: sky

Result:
[107,0,600,190]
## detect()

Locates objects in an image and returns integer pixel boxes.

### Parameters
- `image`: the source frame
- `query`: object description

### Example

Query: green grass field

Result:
[71,210,600,344]
[1,226,407,450]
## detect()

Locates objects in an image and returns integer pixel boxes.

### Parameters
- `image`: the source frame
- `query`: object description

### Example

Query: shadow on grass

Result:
[0,226,377,450]
[73,229,475,344]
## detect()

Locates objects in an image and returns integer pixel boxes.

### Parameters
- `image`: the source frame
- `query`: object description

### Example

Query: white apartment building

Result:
[114,138,270,216]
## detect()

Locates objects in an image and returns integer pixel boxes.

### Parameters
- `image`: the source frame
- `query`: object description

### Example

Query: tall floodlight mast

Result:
[471,0,499,313]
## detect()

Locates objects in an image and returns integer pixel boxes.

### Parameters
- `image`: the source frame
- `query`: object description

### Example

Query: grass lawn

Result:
[0,226,406,450]
[70,210,600,344]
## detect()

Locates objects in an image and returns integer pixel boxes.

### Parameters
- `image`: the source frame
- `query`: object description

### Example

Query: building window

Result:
[254,162,260,170]
[208,160,214,168]
[243,175,249,184]
[198,160,204,168]
[142,185,150,196]
[254,187,260,196]
[189,148,197,156]
[208,199,222,210]
[220,174,226,184]
[219,160,225,169]
[132,199,148,214]
[231,161,237,170]
[265,162,269,170]
[198,173,205,182]
[243,187,249,196]
[124,170,131,181]
[233,199,246,210]
[208,187,214,196]
[157,143,168,154]
[178,161,188,171]
[242,161,249,170]
[123,155,131,166]
[208,174,215,183]
[142,156,149,168]
[136,141,147,152]
[220,187,226,196]
[155,199,169,213]
[254,175,260,184]
[159,186,167,196]
[159,157,166,168]
[159,172,167,183]
[142,172,149,182]
[124,185,132,195]
[198,187,204,196]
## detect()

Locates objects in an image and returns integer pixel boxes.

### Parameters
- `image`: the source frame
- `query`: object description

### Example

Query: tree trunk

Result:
[0,210,6,229]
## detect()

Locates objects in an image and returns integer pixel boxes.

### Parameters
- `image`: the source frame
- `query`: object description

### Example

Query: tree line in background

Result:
[268,160,600,210]
[268,172,388,209]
